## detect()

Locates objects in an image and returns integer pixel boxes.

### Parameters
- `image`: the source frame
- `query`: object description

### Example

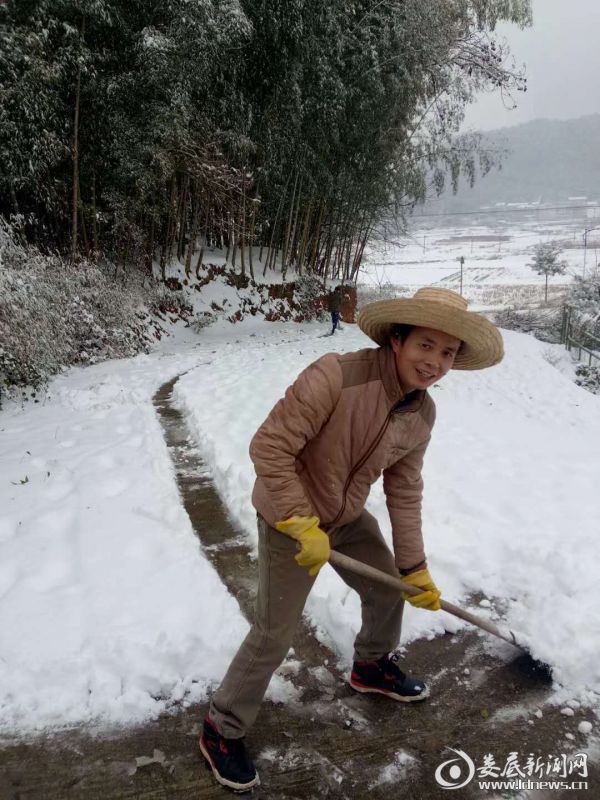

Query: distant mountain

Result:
[424,114,600,213]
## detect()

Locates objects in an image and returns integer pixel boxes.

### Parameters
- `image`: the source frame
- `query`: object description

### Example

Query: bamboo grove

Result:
[0,0,531,282]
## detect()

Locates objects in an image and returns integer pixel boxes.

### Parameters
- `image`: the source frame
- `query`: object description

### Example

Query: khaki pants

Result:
[208,509,404,738]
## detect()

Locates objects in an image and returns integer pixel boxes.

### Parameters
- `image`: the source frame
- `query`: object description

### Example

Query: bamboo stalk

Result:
[71,16,85,262]
[240,179,246,276]
[281,170,299,278]
[147,215,155,274]
[296,199,313,275]
[351,218,372,281]
[264,175,291,276]
[248,197,256,280]
[77,175,89,257]
[161,175,177,281]
[287,173,303,272]
[309,200,325,272]
[185,184,201,277]
[91,171,98,255]
[176,174,188,263]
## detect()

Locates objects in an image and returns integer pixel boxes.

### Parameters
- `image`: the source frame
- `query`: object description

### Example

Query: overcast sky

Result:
[463,0,600,131]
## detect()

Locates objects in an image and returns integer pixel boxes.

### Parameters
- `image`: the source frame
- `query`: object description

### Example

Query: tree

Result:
[568,270,600,320]
[528,242,567,303]
[566,270,600,348]
[0,0,533,279]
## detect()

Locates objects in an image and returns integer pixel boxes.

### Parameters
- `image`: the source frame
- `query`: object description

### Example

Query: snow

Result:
[369,750,417,788]
[1,288,600,734]
[360,209,595,291]
[0,329,248,732]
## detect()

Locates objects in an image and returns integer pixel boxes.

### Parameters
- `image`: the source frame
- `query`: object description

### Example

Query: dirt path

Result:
[0,376,596,800]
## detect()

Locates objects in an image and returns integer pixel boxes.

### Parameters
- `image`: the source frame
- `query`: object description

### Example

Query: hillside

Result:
[426,114,600,213]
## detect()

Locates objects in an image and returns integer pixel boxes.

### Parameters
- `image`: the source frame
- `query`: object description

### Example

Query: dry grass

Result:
[461,284,568,310]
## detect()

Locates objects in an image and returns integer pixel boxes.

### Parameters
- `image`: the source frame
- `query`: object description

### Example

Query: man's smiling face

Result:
[391,326,461,393]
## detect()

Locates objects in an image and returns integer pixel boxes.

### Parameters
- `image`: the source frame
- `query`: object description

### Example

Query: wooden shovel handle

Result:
[328,550,521,649]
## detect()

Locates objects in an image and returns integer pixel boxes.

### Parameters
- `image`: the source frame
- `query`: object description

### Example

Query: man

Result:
[200,287,503,791]
[328,284,344,334]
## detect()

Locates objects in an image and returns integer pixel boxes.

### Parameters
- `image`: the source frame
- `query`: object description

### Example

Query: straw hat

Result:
[358,288,503,370]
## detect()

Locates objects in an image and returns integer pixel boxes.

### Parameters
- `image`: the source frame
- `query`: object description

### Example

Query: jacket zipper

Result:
[328,406,395,528]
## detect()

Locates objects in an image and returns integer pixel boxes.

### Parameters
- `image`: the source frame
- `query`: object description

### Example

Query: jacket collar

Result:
[377,345,426,413]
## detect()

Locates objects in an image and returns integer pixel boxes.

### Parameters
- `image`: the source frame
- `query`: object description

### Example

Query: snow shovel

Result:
[328,550,525,650]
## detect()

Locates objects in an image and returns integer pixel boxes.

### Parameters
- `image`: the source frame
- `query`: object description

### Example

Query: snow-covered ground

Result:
[360,208,600,294]
[1,306,599,736]
[0,328,248,732]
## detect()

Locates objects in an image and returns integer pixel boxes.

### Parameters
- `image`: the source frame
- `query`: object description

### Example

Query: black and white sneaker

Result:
[199,717,259,792]
[350,652,429,702]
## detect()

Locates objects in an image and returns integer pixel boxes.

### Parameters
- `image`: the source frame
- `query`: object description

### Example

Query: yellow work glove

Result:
[400,568,441,611]
[275,515,330,577]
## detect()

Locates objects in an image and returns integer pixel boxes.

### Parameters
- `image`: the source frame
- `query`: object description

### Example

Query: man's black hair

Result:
[390,323,415,343]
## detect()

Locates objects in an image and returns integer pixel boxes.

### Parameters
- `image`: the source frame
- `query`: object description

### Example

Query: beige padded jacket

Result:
[250,346,436,568]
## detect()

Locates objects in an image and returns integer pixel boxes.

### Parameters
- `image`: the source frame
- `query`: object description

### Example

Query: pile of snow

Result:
[0,329,248,732]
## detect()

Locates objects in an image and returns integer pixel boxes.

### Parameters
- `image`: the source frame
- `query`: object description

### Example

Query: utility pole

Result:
[458,255,465,296]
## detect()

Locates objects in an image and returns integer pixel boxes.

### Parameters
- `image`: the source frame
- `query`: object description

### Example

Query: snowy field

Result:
[360,207,600,303]
[1,299,599,737]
